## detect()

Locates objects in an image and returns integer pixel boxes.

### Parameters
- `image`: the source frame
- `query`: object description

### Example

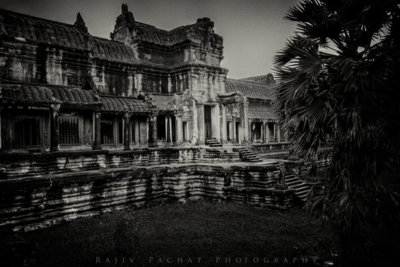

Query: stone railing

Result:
[0,147,241,180]
[251,142,292,152]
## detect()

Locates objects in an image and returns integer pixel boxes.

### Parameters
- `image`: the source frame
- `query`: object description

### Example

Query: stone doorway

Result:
[204,105,212,139]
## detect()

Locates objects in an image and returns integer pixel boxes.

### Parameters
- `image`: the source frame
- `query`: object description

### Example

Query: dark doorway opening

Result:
[235,122,240,143]
[204,105,212,139]
[157,115,166,141]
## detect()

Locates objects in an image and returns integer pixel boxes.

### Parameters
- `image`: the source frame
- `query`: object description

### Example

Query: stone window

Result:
[252,122,262,142]
[101,121,114,144]
[14,117,41,147]
[59,117,79,145]
[267,123,276,142]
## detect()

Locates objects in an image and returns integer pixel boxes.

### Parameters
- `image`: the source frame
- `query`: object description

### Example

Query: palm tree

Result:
[274,0,400,266]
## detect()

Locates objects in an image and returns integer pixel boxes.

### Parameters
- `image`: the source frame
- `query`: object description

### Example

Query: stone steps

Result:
[205,139,222,147]
[237,147,263,162]
[285,175,311,203]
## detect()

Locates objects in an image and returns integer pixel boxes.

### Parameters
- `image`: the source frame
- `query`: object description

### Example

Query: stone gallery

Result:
[0,5,324,232]
[0,4,283,152]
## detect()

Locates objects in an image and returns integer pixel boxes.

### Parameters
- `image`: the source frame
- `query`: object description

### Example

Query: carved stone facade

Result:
[0,5,283,152]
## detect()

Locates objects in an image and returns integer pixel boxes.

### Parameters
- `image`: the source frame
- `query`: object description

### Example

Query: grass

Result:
[1,201,337,267]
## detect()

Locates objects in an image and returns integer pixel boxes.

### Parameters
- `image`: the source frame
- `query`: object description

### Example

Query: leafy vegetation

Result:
[274,0,400,266]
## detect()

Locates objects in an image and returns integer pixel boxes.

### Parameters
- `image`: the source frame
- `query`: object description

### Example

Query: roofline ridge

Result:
[135,20,195,34]
[135,21,169,33]
[91,35,125,44]
[98,93,144,100]
[0,8,76,28]
[226,78,273,86]
[240,74,273,79]
[1,81,83,89]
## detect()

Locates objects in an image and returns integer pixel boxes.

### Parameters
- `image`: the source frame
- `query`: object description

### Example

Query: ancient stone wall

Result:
[0,160,289,232]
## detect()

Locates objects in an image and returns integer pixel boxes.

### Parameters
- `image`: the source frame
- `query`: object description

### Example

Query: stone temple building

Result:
[0,5,284,152]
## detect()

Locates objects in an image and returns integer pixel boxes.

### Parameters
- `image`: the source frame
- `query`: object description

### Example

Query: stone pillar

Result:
[137,73,143,92]
[148,115,157,147]
[168,116,173,145]
[50,104,60,152]
[239,103,245,144]
[165,116,168,142]
[232,117,236,143]
[243,100,249,143]
[277,124,281,142]
[273,123,276,142]
[211,104,220,139]
[220,104,226,144]
[175,115,182,145]
[192,100,198,144]
[197,104,205,145]
[123,113,131,150]
[168,74,171,93]
[261,122,264,143]
[92,111,102,150]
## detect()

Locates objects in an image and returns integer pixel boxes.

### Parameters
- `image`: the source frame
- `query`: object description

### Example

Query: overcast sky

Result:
[0,0,299,79]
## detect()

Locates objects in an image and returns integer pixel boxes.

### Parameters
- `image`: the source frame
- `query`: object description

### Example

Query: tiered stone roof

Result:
[100,95,150,113]
[0,9,89,50]
[1,83,152,113]
[91,37,138,64]
[225,79,276,101]
[1,83,98,106]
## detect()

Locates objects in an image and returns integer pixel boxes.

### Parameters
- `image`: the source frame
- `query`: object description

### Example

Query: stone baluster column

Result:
[123,113,131,151]
[265,123,270,143]
[92,110,102,150]
[50,104,61,152]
